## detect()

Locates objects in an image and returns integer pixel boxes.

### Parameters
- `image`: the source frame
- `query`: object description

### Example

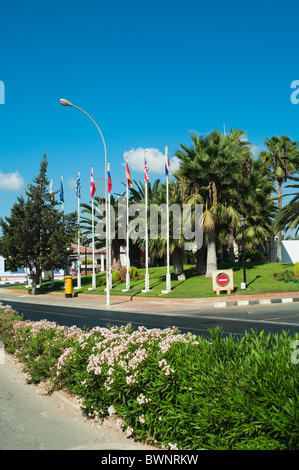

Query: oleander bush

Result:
[0,303,298,450]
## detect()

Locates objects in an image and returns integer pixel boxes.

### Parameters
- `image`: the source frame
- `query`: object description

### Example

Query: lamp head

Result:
[240,215,245,227]
[60,98,73,107]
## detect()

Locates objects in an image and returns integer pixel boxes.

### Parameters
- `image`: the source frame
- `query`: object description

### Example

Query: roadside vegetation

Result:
[0,303,298,450]
[6,262,299,298]
[2,131,298,295]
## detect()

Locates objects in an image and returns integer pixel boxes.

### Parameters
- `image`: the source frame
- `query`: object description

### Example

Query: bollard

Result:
[64,276,73,298]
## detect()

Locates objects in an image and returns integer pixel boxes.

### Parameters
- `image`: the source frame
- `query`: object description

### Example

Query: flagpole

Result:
[60,174,65,288]
[77,171,81,289]
[107,161,112,299]
[91,167,96,290]
[162,145,171,293]
[50,178,55,287]
[122,157,131,292]
[145,178,150,291]
[142,152,150,293]
[61,174,64,213]
[126,163,130,290]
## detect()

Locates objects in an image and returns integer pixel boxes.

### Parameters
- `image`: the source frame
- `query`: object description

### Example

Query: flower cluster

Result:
[0,305,203,450]
[158,359,175,375]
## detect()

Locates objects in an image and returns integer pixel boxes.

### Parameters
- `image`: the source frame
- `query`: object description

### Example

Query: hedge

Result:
[0,303,298,450]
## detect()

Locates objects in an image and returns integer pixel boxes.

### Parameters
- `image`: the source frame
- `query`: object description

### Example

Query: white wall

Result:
[282,241,299,264]
[0,256,5,274]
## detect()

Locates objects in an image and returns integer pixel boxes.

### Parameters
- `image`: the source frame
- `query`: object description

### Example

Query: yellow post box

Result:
[64,276,73,298]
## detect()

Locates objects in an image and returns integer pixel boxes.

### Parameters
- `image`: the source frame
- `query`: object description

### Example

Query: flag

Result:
[126,161,132,188]
[165,145,170,176]
[108,169,112,194]
[76,172,81,199]
[90,167,96,198]
[144,156,149,182]
[60,175,64,203]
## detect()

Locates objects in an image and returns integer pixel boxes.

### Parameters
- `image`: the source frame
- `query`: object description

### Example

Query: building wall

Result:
[0,256,5,274]
[282,241,299,264]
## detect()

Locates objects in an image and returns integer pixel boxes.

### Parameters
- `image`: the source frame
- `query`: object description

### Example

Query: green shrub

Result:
[1,306,298,450]
[129,266,138,279]
[294,263,299,279]
[274,269,299,283]
[81,259,93,265]
[112,270,121,283]
[120,266,127,282]
[239,249,267,263]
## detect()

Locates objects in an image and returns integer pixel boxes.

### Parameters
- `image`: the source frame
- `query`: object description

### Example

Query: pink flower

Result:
[126,426,134,437]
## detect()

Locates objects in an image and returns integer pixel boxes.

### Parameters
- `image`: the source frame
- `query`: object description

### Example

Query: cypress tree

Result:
[0,153,75,294]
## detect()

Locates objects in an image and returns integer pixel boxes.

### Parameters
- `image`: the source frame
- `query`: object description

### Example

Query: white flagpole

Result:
[77,171,81,289]
[61,174,64,213]
[107,162,112,296]
[162,145,171,293]
[60,174,66,288]
[50,178,54,287]
[123,156,131,291]
[91,167,96,290]
[126,162,130,290]
[145,178,150,291]
[142,152,150,292]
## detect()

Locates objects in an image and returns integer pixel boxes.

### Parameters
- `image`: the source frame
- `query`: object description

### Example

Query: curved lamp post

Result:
[59,98,110,306]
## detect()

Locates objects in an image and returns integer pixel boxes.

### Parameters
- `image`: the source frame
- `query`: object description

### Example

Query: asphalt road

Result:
[2,297,299,338]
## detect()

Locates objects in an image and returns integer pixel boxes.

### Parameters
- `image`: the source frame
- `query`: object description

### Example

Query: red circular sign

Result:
[216,273,230,287]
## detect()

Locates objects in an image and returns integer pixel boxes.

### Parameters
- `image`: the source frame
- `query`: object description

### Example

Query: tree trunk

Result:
[276,182,282,263]
[205,229,217,278]
[228,226,235,263]
[196,246,206,275]
[31,282,37,296]
[112,239,122,271]
[172,246,185,280]
[30,272,39,295]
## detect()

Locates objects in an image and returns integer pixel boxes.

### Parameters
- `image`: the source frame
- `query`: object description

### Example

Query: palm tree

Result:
[176,129,252,277]
[274,179,299,236]
[259,136,299,261]
[143,179,191,279]
[80,195,125,271]
[235,157,277,255]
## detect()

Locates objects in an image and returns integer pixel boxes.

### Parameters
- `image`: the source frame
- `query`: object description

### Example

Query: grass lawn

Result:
[7,262,299,298]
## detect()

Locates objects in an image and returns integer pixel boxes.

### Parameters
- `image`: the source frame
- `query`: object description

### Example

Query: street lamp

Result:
[59,98,110,306]
[240,215,246,289]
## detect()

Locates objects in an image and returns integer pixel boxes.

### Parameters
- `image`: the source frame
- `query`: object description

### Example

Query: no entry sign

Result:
[216,273,230,287]
[212,269,234,295]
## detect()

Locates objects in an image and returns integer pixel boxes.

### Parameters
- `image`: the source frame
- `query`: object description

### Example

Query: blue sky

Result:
[0,0,299,223]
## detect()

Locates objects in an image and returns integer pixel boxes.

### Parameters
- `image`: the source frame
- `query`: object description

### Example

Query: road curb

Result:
[215,296,299,308]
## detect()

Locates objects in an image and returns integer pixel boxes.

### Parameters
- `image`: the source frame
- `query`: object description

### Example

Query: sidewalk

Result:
[0,352,156,450]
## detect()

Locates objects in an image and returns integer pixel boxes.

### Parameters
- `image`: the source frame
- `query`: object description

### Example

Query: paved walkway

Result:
[0,353,156,450]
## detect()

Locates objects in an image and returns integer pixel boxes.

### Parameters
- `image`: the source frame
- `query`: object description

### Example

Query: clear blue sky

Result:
[0,0,299,222]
